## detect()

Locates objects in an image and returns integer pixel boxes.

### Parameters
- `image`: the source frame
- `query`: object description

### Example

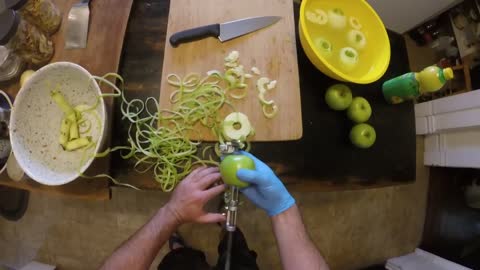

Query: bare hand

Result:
[165,167,226,225]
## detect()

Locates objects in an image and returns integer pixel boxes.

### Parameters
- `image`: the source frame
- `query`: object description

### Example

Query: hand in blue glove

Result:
[236,151,295,217]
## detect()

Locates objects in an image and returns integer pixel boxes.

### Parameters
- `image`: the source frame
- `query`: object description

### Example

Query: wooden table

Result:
[0,0,134,200]
[0,0,417,199]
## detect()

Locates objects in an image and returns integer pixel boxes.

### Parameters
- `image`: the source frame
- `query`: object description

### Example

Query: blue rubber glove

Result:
[236,151,295,217]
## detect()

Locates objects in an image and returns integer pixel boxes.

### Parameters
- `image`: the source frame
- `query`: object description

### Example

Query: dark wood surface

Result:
[112,0,416,190]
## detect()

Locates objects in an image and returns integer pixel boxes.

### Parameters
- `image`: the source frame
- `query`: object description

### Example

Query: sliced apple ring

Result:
[314,37,333,58]
[349,17,362,30]
[222,112,254,141]
[339,47,359,71]
[347,29,367,51]
[262,103,279,119]
[306,9,328,25]
[328,8,347,29]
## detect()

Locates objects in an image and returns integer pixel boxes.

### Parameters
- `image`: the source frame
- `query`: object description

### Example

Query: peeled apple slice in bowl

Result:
[314,37,333,58]
[347,30,367,51]
[349,17,362,30]
[306,10,328,25]
[339,47,359,71]
[328,8,347,29]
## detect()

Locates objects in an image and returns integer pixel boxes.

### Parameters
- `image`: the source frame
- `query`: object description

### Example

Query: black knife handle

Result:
[169,24,221,47]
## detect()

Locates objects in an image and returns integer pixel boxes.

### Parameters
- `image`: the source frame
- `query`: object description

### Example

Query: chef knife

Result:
[169,16,281,47]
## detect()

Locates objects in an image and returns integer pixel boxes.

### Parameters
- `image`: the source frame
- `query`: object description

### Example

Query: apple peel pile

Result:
[75,50,281,191]
[166,50,278,144]
[81,51,279,191]
[256,77,279,119]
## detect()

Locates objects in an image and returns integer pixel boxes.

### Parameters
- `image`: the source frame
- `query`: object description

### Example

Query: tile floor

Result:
[0,36,434,270]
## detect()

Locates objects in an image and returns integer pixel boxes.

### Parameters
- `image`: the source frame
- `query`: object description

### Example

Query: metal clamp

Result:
[219,140,244,155]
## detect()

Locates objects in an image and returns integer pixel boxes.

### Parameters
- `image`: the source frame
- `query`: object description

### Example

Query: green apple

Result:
[350,123,376,148]
[347,97,372,123]
[325,84,353,111]
[220,154,255,188]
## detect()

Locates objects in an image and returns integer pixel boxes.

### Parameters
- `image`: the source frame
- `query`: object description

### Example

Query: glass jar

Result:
[0,10,54,66]
[0,46,25,82]
[2,0,62,35]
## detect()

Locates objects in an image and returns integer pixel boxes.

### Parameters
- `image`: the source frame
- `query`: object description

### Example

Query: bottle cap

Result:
[443,68,454,80]
[0,10,20,46]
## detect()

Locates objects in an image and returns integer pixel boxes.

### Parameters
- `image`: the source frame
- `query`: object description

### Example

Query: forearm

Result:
[271,205,329,270]
[100,206,179,270]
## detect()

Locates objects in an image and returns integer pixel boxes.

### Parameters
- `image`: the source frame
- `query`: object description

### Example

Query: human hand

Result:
[236,152,295,216]
[166,167,226,225]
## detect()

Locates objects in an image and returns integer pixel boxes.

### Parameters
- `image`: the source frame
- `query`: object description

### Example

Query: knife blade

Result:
[169,16,281,47]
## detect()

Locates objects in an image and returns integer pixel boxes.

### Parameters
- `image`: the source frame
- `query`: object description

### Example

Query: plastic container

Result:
[382,66,454,104]
[0,10,54,66]
[2,0,62,35]
[0,45,25,82]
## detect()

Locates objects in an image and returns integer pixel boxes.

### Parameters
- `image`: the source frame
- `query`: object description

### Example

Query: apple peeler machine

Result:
[219,140,245,270]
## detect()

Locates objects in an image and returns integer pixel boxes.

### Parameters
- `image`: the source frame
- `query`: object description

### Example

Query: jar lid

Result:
[0,0,28,12]
[0,10,20,45]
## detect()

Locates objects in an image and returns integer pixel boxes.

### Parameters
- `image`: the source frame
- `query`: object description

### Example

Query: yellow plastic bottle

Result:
[416,66,454,93]
[382,66,454,104]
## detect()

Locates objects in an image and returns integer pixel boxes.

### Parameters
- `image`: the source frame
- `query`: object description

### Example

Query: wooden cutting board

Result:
[159,0,302,141]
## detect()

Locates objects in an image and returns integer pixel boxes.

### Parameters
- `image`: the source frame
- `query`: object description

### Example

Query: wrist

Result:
[267,195,296,217]
[162,203,183,227]
[271,203,298,221]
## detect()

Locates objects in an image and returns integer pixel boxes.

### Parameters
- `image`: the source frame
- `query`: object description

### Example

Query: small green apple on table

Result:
[347,97,372,123]
[350,123,376,149]
[324,84,376,149]
[325,84,353,111]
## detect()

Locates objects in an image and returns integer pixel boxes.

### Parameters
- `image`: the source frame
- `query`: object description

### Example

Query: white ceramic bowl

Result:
[10,62,107,185]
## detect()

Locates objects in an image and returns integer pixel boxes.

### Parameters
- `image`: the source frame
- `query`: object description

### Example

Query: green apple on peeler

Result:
[220,155,255,188]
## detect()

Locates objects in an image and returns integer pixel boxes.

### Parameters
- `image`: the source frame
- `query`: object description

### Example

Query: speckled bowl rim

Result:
[10,62,106,186]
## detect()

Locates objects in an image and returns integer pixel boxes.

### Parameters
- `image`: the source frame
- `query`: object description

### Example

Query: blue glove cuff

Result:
[267,196,296,217]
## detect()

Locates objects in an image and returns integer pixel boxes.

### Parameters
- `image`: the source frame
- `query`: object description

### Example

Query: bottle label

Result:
[382,73,420,104]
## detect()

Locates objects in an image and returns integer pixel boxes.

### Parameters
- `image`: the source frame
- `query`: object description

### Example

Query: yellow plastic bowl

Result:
[299,0,391,84]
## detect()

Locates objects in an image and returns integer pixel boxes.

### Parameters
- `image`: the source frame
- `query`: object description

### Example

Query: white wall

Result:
[367,0,463,33]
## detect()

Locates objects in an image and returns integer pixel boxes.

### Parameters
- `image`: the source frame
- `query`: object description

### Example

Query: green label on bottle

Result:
[382,73,420,104]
